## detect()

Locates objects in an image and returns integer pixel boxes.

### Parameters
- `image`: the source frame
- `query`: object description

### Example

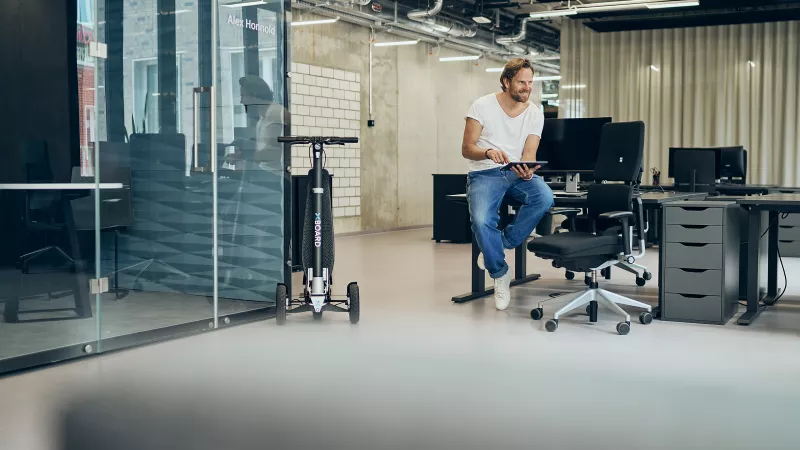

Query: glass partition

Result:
[0,0,289,375]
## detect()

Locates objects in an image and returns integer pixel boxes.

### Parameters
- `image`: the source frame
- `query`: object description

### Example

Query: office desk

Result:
[0,183,123,323]
[446,194,541,303]
[445,191,705,306]
[716,184,775,196]
[735,194,800,325]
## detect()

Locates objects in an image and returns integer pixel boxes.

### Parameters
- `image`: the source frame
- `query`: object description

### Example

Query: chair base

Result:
[531,286,653,335]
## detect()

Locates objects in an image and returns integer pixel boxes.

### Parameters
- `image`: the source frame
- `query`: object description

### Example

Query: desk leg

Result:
[63,197,93,320]
[738,209,764,325]
[764,211,782,305]
[451,233,540,303]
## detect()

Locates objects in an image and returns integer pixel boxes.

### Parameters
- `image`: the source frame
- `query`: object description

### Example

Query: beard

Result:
[509,88,530,103]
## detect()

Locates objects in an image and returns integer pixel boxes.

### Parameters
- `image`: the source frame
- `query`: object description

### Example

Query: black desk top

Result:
[736,193,800,208]
[446,191,706,206]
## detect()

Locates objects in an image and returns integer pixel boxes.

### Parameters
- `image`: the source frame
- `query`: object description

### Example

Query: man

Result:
[461,58,555,311]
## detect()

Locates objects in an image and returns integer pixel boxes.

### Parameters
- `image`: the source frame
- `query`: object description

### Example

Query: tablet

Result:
[501,161,547,170]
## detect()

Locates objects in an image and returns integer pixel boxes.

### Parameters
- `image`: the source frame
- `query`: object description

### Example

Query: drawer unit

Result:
[660,201,742,324]
[779,214,800,256]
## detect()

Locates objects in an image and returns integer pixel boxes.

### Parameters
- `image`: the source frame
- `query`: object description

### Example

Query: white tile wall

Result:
[290,62,362,218]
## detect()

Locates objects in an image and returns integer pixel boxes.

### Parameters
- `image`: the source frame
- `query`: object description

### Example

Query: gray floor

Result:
[1,227,800,449]
[0,270,268,360]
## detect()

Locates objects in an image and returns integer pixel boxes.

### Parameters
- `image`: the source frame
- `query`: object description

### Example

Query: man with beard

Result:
[461,57,554,311]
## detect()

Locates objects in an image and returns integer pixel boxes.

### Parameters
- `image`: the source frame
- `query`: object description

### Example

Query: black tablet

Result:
[501,161,547,171]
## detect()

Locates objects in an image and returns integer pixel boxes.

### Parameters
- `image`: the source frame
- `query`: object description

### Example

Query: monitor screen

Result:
[536,117,612,176]
[672,149,717,186]
[719,146,746,179]
[668,147,722,180]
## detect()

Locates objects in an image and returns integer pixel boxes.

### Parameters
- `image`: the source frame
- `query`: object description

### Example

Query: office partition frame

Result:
[0,0,293,377]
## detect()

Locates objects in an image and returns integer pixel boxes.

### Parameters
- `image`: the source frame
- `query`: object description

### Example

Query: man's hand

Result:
[485,149,510,165]
[511,164,540,180]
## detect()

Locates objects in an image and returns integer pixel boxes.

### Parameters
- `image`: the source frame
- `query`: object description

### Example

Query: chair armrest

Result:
[598,211,634,220]
[546,208,582,216]
[598,211,634,255]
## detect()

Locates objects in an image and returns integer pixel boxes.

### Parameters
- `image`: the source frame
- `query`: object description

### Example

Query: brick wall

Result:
[289,62,362,218]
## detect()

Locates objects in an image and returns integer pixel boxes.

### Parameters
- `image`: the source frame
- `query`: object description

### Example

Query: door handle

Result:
[193,86,214,173]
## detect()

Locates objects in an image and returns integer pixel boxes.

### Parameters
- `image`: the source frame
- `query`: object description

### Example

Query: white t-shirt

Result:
[465,93,545,173]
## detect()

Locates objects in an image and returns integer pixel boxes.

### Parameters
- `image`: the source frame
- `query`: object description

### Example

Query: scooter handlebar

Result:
[278,136,359,145]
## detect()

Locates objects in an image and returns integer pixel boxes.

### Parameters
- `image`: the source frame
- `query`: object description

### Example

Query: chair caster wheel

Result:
[585,304,591,315]
[636,277,646,287]
[639,312,653,324]
[616,321,631,335]
[531,308,544,320]
[545,319,558,332]
[584,276,591,286]
[643,271,652,281]
[313,312,323,320]
[565,271,574,280]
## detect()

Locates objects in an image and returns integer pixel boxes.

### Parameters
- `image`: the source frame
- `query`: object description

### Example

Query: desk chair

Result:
[70,166,135,299]
[552,128,652,287]
[17,140,74,273]
[527,121,654,334]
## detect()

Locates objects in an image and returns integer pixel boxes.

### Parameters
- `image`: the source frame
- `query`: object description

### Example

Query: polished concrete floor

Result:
[1,227,800,449]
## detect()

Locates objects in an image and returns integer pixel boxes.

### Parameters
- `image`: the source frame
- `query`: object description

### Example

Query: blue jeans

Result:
[466,167,555,279]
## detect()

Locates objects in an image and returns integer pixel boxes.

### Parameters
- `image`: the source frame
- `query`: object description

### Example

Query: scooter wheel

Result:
[348,282,360,324]
[276,284,287,326]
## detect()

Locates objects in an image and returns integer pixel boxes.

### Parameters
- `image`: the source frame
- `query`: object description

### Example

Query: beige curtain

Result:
[560,19,800,186]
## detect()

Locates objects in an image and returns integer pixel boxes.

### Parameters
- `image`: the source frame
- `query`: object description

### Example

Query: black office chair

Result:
[527,121,654,335]
[17,140,74,273]
[552,129,653,287]
[70,166,134,299]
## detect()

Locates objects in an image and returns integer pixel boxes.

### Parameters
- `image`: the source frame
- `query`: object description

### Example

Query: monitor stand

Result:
[558,172,585,196]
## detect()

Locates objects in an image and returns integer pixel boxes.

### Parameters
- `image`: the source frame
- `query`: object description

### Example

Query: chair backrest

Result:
[592,121,645,183]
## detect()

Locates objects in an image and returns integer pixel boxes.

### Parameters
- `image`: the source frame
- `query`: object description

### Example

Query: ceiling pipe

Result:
[496,16,528,45]
[406,0,478,38]
[290,0,559,72]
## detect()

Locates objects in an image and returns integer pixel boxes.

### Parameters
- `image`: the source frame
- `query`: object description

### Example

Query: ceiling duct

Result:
[407,0,478,38]
[496,16,529,45]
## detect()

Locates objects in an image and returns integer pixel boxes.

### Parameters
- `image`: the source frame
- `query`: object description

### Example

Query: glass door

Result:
[87,0,288,349]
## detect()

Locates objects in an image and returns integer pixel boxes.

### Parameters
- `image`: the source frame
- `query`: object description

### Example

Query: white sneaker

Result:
[476,253,486,271]
[494,270,512,310]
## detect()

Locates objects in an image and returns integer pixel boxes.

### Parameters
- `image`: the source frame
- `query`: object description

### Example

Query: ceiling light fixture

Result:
[529,9,578,20]
[646,1,700,9]
[748,61,756,67]
[541,94,559,99]
[486,67,504,73]
[534,75,561,81]
[472,16,492,24]
[373,40,419,47]
[562,84,586,89]
[650,65,660,72]
[291,17,339,26]
[222,0,266,7]
[439,55,480,62]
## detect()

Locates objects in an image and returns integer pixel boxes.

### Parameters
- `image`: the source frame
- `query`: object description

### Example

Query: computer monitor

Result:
[672,149,717,192]
[719,146,746,181]
[668,147,722,180]
[536,117,612,191]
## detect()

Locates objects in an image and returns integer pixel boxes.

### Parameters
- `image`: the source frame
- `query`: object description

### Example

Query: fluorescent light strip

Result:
[373,40,418,47]
[529,9,577,19]
[646,1,699,9]
[650,65,660,72]
[541,94,558,99]
[562,84,586,89]
[486,67,504,73]
[222,0,266,7]
[439,55,480,62]
[748,61,756,67]
[291,17,339,26]
[534,76,561,81]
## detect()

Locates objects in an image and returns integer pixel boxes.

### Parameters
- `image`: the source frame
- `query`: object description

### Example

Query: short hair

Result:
[500,58,534,92]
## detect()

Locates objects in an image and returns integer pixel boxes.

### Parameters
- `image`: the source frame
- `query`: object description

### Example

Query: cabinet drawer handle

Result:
[680,207,708,211]
[679,268,707,273]
[679,243,708,247]
[678,294,707,299]
[779,240,795,244]
[679,225,708,230]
